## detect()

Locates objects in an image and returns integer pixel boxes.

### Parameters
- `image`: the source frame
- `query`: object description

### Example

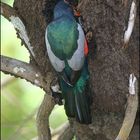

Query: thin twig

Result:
[1,55,47,91]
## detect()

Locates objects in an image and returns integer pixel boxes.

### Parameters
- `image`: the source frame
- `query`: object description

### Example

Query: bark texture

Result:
[1,0,139,139]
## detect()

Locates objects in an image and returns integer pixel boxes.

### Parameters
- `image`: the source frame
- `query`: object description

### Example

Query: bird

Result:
[45,0,92,124]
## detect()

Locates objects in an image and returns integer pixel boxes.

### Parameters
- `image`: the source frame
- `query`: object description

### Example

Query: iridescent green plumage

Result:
[47,16,78,59]
[45,0,92,124]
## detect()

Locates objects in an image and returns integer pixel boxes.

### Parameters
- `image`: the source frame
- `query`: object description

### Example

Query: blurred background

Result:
[1,0,67,139]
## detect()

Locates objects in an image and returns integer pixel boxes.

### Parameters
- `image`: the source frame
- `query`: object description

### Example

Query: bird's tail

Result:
[60,79,92,124]
[74,77,92,124]
[59,79,75,118]
[72,59,92,124]
[59,64,92,124]
[63,90,75,118]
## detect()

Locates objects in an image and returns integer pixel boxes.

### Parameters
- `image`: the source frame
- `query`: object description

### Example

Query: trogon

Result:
[45,0,92,124]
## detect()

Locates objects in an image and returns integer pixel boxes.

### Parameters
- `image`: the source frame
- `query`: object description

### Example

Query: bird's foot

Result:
[50,78,63,105]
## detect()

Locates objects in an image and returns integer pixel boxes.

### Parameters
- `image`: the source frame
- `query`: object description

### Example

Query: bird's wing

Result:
[67,24,86,85]
[45,29,65,72]
[67,24,85,71]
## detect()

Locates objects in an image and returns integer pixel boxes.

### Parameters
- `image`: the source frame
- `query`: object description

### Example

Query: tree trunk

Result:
[2,0,139,139]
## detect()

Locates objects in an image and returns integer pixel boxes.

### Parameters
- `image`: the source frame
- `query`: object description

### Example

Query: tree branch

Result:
[1,54,56,140]
[1,55,57,140]
[115,74,138,140]
[1,55,47,91]
[0,1,18,19]
[36,94,55,140]
[1,2,35,58]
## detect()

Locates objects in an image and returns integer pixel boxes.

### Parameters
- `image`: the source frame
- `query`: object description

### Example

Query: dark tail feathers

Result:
[75,91,92,124]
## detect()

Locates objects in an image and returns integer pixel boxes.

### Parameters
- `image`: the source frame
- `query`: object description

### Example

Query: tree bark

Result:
[1,0,139,139]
